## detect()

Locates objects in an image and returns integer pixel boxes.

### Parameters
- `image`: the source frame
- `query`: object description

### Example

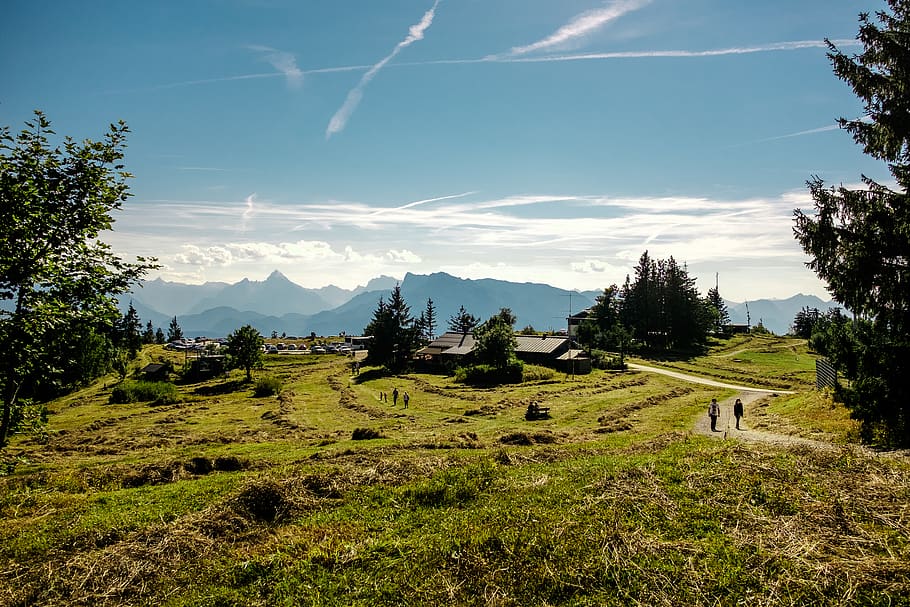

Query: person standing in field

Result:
[708,398,721,432]
[403,392,409,408]
[733,398,744,430]
[392,387,399,406]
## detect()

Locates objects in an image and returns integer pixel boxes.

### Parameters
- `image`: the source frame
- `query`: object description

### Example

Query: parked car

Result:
[310,345,327,354]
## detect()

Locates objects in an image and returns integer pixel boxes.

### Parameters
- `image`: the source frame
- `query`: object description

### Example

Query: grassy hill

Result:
[2,336,908,606]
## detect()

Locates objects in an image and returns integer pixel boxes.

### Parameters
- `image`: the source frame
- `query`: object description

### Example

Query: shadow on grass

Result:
[352,368,390,384]
[193,379,249,396]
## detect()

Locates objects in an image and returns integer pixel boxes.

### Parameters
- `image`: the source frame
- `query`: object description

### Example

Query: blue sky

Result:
[1,0,889,301]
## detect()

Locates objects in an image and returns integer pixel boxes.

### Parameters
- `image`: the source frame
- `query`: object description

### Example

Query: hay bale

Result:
[233,479,291,523]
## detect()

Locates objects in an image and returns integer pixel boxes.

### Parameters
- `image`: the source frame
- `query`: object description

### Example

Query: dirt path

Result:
[627,363,835,449]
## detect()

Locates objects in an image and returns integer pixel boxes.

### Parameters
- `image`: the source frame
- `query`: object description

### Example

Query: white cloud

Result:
[123,186,833,299]
[248,45,303,88]
[326,0,441,138]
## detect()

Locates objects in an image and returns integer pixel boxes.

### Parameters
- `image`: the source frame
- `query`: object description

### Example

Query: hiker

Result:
[733,398,744,430]
[403,391,410,408]
[708,398,721,432]
[392,387,399,406]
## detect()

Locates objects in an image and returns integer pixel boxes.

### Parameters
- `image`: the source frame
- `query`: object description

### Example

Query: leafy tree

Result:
[447,305,479,334]
[142,320,156,345]
[0,112,155,445]
[167,316,183,342]
[474,313,518,370]
[225,324,264,382]
[793,2,910,445]
[519,325,537,335]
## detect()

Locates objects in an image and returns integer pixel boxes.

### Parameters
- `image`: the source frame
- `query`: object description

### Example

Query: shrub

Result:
[253,375,283,397]
[591,350,626,370]
[454,361,524,386]
[522,364,556,381]
[109,380,180,405]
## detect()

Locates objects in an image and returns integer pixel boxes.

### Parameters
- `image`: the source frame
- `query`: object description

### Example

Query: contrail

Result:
[368,191,477,216]
[508,0,651,57]
[326,0,441,139]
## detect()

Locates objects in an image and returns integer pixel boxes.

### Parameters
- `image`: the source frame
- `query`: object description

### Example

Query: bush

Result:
[109,380,180,405]
[591,350,626,370]
[522,365,556,381]
[454,361,524,386]
[253,375,283,397]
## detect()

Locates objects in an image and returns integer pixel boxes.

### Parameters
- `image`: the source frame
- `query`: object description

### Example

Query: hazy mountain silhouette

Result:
[119,271,836,338]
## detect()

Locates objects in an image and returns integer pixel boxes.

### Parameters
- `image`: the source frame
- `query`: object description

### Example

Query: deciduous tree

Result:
[225,324,264,382]
[0,112,155,445]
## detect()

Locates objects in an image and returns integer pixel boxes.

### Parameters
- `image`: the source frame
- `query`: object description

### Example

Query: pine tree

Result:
[793,1,910,445]
[167,316,183,342]
[142,320,156,344]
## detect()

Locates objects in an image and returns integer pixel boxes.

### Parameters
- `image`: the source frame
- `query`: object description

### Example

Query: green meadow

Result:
[2,335,908,606]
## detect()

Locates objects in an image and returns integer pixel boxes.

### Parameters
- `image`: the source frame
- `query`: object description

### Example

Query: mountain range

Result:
[119,271,839,338]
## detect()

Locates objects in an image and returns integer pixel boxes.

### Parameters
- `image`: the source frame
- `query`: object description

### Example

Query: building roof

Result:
[417,332,475,356]
[515,334,571,355]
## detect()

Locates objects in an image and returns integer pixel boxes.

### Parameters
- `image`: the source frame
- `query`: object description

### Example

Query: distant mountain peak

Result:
[265,269,291,283]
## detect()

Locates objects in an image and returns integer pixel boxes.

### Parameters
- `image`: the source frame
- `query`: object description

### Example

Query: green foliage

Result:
[253,375,282,397]
[117,303,142,358]
[109,380,179,405]
[621,252,711,350]
[363,284,419,373]
[142,320,156,345]
[225,324,264,382]
[167,316,183,342]
[793,2,910,446]
[791,306,821,339]
[0,111,156,446]
[590,350,627,370]
[454,361,524,385]
[705,285,730,333]
[521,364,556,381]
[473,311,518,369]
[447,304,479,334]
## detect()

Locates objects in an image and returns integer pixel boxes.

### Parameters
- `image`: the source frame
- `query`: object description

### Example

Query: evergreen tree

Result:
[793,1,910,445]
[791,306,821,339]
[447,305,479,334]
[142,320,156,344]
[705,285,730,333]
[363,285,419,372]
[167,316,183,342]
[421,298,437,341]
[118,303,142,358]
[155,327,166,344]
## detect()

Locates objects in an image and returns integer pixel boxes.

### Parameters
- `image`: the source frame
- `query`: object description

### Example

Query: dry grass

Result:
[2,339,907,606]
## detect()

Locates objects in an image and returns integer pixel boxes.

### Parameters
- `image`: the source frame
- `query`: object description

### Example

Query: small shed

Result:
[140,363,170,382]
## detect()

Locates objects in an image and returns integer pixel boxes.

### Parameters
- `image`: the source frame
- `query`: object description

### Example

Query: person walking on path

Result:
[392,387,399,406]
[403,392,410,408]
[733,398,744,430]
[708,398,721,432]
